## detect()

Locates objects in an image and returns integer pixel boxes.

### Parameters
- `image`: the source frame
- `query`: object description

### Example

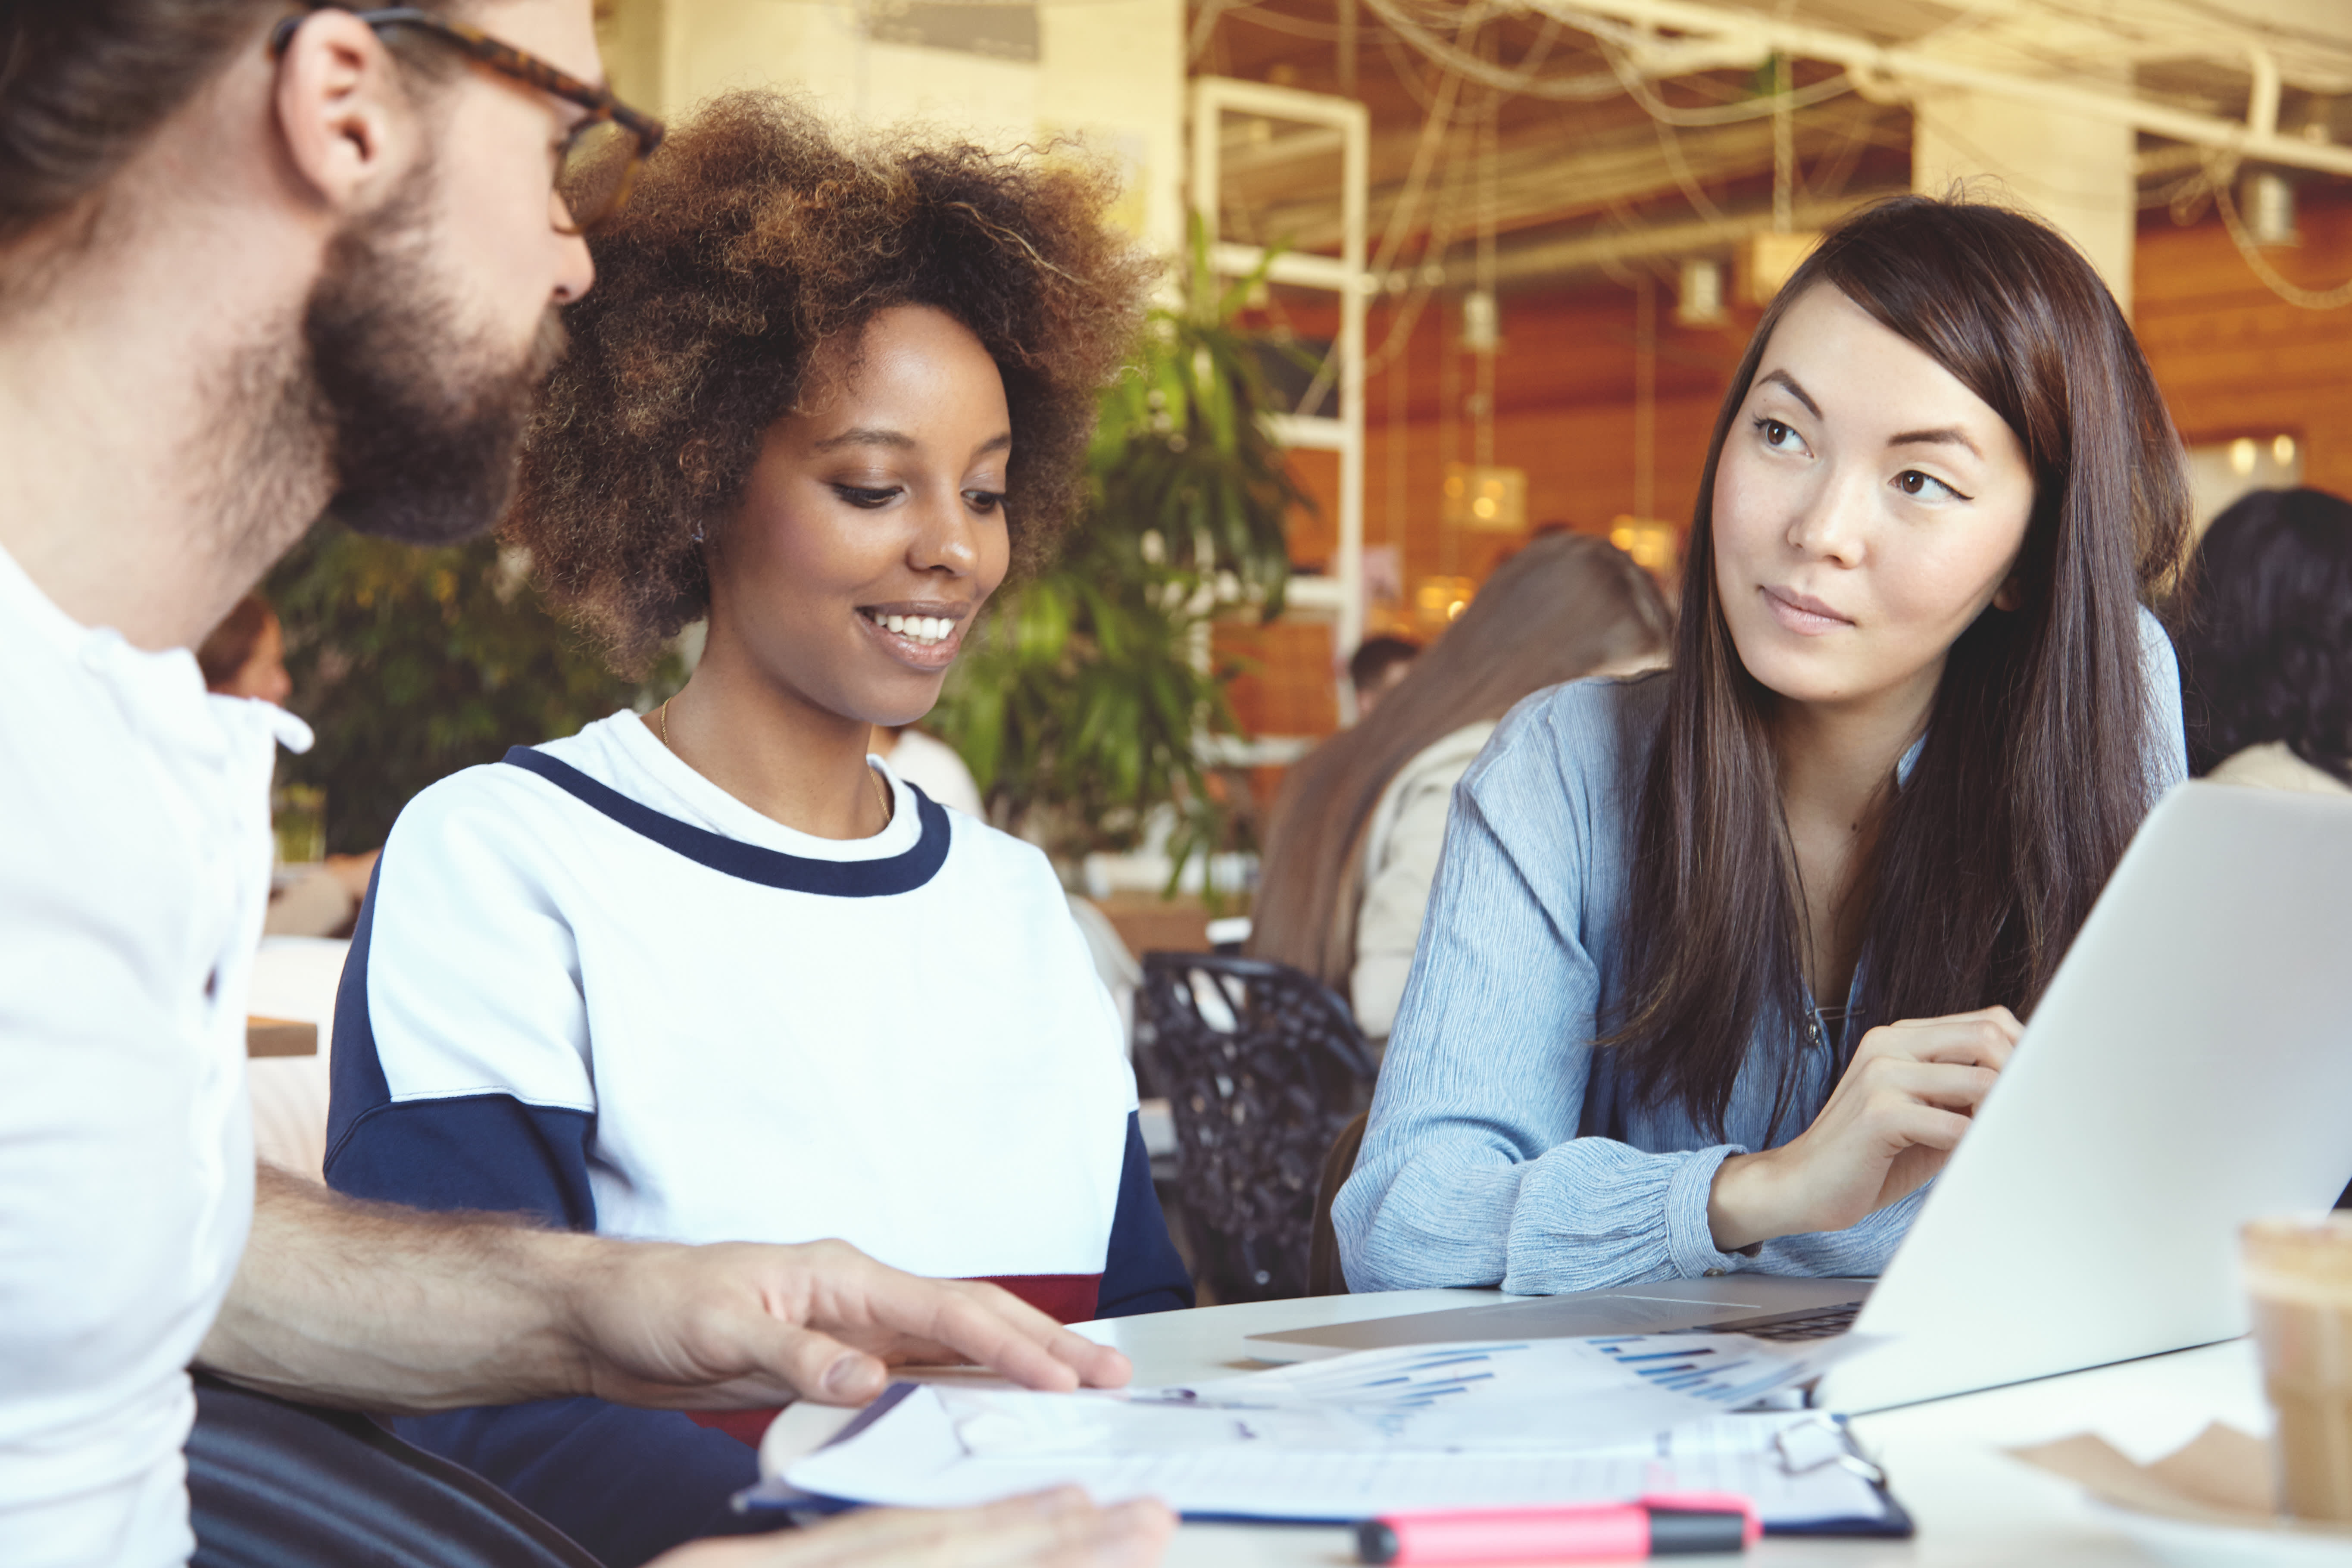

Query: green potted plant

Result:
[929,228,1306,895]
[265,526,676,853]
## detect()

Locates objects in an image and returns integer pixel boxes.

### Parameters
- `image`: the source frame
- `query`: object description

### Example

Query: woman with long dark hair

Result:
[2177,486,2352,794]
[1249,533,1671,1044]
[1337,195,2191,1293]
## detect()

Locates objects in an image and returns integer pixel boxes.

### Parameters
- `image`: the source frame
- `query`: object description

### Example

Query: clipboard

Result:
[735,1385,1913,1537]
[1756,1412,1913,1538]
[732,1384,914,1519]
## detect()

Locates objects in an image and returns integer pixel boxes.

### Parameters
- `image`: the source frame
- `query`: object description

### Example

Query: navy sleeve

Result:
[323,865,597,1229]
[393,1399,766,1568]
[1093,1111,1194,1317]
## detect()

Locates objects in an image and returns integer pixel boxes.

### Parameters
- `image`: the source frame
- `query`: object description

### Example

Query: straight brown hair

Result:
[196,591,275,688]
[0,1,470,256]
[1251,532,1672,994]
[1609,194,2191,1137]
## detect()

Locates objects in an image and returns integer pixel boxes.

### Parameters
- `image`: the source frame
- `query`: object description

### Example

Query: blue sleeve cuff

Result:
[1665,1143,1755,1278]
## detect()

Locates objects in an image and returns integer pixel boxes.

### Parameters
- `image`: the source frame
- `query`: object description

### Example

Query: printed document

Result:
[774,1335,1891,1525]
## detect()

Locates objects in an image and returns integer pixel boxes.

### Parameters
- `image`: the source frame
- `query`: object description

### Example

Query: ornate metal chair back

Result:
[1133,951,1375,1303]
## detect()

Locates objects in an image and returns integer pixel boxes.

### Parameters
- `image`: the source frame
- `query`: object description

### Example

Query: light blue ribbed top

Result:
[1335,614,2186,1294]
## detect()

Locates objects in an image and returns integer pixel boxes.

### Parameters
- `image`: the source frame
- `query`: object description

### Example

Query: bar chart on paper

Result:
[1587,1336,1830,1410]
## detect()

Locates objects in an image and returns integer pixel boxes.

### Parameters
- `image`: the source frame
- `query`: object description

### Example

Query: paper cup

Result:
[2246,1217,2352,1521]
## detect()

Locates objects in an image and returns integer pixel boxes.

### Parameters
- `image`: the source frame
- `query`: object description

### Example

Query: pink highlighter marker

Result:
[1355,1493,1762,1565]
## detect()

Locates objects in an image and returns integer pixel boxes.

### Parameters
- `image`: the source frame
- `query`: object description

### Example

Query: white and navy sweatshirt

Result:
[324,712,1190,1562]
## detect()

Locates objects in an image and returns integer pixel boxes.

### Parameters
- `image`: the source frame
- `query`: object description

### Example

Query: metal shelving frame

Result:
[1189,75,1371,729]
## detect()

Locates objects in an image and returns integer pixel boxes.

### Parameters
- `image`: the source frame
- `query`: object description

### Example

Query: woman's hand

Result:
[1706,1006,2021,1253]
[656,1490,1174,1568]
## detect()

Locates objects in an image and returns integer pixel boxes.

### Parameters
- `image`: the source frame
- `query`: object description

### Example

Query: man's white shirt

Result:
[0,544,307,1566]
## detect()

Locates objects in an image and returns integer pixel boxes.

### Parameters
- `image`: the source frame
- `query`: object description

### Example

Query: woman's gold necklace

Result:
[656,696,890,829]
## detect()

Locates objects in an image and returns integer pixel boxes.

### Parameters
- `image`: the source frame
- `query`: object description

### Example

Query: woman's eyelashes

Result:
[826,481,1007,513]
[1892,469,1971,503]
[1753,414,1811,456]
[1749,414,1972,504]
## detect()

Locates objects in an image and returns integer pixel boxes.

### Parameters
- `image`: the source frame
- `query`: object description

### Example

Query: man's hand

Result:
[658,1491,1173,1568]
[566,1236,1133,1409]
[200,1168,1130,1414]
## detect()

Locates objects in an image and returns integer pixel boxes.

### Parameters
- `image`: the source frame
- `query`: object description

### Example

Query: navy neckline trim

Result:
[501,745,952,897]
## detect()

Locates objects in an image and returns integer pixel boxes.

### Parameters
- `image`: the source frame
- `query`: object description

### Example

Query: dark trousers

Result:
[187,1373,602,1568]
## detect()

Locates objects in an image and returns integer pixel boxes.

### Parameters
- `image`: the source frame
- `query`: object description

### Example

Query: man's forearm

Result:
[203,1163,1138,1419]
[197,1165,601,1412]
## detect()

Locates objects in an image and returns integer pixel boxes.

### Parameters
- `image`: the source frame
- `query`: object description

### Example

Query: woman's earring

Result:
[692,522,706,545]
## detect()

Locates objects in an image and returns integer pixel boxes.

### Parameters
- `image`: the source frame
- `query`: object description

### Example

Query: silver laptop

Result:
[1249,782,2352,1412]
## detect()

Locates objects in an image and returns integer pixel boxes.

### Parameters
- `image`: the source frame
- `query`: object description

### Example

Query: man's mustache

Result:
[526,306,570,389]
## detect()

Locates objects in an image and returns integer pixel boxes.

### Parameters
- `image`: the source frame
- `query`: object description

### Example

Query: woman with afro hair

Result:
[322,93,1187,1565]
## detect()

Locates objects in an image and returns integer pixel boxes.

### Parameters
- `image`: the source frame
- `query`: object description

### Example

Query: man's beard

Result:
[300,165,567,545]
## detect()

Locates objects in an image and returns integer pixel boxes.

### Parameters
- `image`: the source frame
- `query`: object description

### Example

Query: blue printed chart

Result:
[1589,1335,1830,1410]
[921,1331,1867,1461]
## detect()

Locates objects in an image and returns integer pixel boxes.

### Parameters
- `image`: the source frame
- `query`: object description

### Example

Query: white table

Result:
[244,936,350,1179]
[775,1289,2277,1566]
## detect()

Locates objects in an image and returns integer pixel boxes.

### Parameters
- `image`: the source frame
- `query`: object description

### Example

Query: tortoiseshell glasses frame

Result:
[269,4,666,235]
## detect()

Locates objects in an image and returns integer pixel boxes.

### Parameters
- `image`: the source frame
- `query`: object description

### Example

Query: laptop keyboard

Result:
[1708,1303,1862,1342]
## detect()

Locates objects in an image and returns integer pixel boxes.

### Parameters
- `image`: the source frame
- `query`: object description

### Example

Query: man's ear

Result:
[272,10,422,213]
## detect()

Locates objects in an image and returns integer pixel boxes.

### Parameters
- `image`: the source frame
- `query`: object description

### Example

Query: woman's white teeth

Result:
[873,612,951,645]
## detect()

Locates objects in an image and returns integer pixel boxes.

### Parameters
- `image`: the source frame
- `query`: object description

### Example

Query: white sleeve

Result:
[330,768,597,1137]
[1350,763,1470,1040]
[0,723,265,1566]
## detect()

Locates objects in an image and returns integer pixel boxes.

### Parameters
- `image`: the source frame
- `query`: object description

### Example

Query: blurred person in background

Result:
[195,592,295,704]
[1250,533,1672,1046]
[867,723,985,817]
[197,591,378,936]
[1346,633,1421,719]
[2177,487,2352,797]
[323,93,1187,1565]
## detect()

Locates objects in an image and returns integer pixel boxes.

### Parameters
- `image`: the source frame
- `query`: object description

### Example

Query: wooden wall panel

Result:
[1360,391,1726,585]
[1216,618,1339,739]
[2135,190,2352,498]
[1284,446,1340,574]
[1263,279,1749,610]
[1234,192,2352,749]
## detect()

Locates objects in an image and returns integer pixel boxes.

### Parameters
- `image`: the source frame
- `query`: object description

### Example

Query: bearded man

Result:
[0,5,1171,1566]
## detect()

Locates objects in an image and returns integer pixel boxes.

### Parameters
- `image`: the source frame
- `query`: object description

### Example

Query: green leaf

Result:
[923,210,1300,877]
[264,522,678,853]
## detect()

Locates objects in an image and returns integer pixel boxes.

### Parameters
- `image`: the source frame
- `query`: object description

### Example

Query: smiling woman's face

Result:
[706,303,1013,729]
[1711,283,2037,718]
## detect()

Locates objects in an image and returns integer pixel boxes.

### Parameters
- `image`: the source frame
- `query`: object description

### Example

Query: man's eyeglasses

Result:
[269,5,665,235]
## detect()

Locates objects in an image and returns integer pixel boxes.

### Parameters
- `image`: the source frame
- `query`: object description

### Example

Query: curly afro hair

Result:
[505,91,1156,670]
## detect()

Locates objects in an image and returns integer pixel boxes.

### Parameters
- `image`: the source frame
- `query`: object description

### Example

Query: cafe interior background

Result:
[269,0,2352,990]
